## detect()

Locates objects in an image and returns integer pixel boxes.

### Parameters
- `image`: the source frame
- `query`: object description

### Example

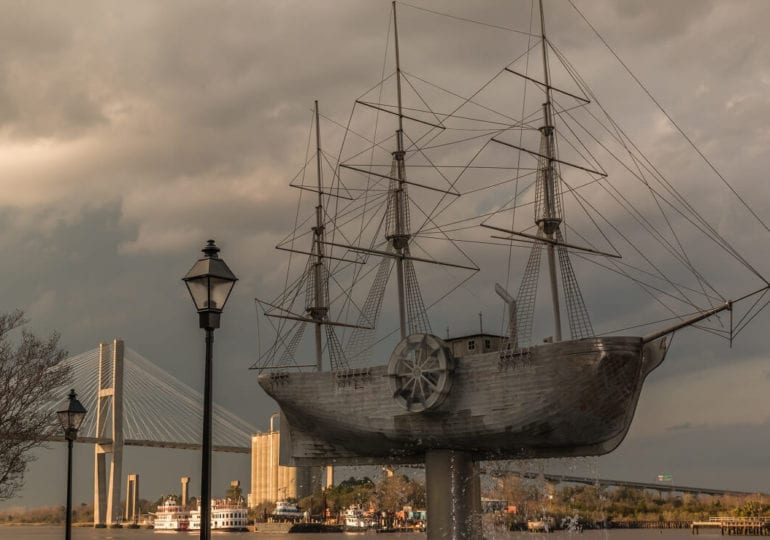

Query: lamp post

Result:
[183,239,238,540]
[57,389,87,540]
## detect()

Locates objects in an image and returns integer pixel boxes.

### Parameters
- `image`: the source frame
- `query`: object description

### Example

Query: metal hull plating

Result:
[258,336,665,466]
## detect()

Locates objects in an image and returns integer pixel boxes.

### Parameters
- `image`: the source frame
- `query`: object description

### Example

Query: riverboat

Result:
[189,499,249,532]
[153,497,190,532]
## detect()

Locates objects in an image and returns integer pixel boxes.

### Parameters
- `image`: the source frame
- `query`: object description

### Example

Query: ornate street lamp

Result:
[57,389,87,540]
[183,239,237,540]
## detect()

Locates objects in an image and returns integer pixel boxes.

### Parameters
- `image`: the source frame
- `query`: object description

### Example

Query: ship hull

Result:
[258,336,666,465]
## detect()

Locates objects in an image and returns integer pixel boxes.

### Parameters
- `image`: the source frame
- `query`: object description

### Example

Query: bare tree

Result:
[0,310,70,500]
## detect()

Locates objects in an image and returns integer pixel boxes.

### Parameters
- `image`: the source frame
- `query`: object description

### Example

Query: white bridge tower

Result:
[93,339,124,527]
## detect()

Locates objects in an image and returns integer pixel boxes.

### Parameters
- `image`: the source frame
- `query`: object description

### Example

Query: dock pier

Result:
[692,517,770,535]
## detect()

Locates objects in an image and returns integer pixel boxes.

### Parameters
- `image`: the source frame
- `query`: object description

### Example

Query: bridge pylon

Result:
[93,339,124,527]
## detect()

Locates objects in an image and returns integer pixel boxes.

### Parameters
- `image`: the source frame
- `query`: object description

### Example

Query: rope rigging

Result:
[255,0,769,372]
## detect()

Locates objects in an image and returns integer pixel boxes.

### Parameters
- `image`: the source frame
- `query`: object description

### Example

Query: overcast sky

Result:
[2,0,769,509]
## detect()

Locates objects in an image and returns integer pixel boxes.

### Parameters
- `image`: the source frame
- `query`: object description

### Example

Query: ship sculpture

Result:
[254,1,769,467]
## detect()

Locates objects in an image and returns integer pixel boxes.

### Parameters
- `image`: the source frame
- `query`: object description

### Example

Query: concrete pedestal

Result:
[425,450,481,540]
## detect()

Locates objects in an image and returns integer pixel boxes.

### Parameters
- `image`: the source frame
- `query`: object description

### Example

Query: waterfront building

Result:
[247,429,321,507]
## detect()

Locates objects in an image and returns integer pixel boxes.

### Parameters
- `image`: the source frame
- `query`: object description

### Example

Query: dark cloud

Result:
[0,0,769,508]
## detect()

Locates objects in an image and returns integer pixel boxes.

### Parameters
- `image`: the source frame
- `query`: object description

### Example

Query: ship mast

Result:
[391,0,409,339]
[538,0,563,342]
[311,100,328,369]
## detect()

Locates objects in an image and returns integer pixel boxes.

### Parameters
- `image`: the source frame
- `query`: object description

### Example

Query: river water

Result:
[0,528,712,540]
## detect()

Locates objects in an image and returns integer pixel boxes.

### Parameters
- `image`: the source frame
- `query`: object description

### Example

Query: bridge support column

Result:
[425,450,481,540]
[181,476,190,507]
[124,474,139,524]
[93,339,124,528]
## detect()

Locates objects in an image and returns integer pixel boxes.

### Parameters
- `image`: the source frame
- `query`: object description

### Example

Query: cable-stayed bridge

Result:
[39,339,256,526]
[43,340,255,452]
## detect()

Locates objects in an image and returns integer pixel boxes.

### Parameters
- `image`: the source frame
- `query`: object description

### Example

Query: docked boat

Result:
[189,499,249,532]
[255,1,769,466]
[343,506,371,532]
[527,517,555,533]
[273,500,305,522]
[153,497,190,532]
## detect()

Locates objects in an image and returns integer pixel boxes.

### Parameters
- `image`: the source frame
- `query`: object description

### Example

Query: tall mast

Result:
[538,0,563,342]
[311,100,327,369]
[391,0,409,339]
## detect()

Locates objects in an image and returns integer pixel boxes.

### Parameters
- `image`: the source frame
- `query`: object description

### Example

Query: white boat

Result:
[189,499,249,532]
[272,500,305,521]
[343,506,370,532]
[153,497,190,532]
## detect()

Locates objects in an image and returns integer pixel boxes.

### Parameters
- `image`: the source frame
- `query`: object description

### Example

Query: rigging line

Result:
[567,0,769,234]
[611,121,718,313]
[398,70,549,131]
[410,236,480,274]
[689,324,733,342]
[399,129,461,196]
[355,70,398,105]
[556,103,744,290]
[326,264,377,326]
[595,169,722,302]
[572,251,708,319]
[417,236,533,249]
[549,41,747,261]
[339,190,390,343]
[548,104,604,176]
[348,163,538,170]
[417,192,537,235]
[321,194,391,268]
[575,177,707,309]
[733,297,770,339]
[564,225,723,303]
[471,171,611,226]
[414,127,508,153]
[319,152,356,204]
[551,100,724,299]
[254,301,263,369]
[462,170,538,196]
[397,1,539,38]
[266,318,309,372]
[255,303,302,370]
[361,103,529,128]
[550,33,768,283]
[346,266,479,363]
[399,73,444,127]
[596,310,723,336]
[391,106,469,161]
[275,109,316,300]
[549,60,721,304]
[411,137,496,238]
[341,130,400,168]
[732,288,769,331]
[283,191,389,252]
[505,0,536,334]
[319,112,396,161]
[270,275,309,342]
[403,65,538,127]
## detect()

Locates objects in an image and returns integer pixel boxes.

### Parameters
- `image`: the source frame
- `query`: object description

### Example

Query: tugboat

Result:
[273,500,304,522]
